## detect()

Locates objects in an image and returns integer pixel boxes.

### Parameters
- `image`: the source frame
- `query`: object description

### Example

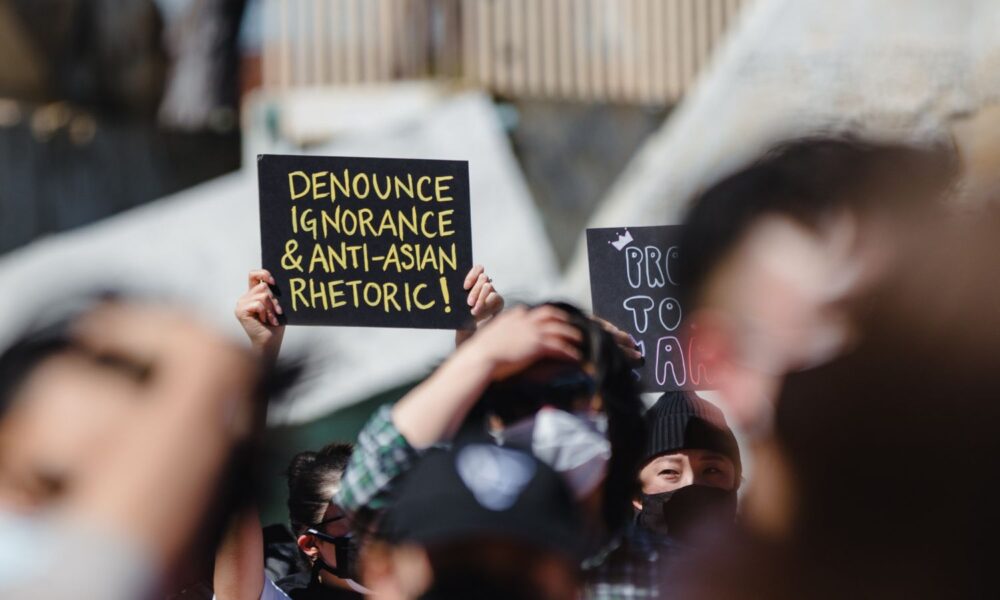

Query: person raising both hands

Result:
[234,265,504,359]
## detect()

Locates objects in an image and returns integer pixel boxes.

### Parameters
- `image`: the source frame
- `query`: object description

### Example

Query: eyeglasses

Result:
[306,527,353,545]
[306,514,353,546]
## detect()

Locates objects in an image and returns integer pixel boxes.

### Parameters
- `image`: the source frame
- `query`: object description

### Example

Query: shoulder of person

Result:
[261,576,293,600]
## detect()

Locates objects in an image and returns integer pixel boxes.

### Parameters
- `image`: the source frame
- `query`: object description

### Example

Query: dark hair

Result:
[0,294,302,421]
[677,136,957,308]
[469,301,645,535]
[0,295,114,419]
[553,303,645,535]
[286,442,354,535]
[0,324,73,421]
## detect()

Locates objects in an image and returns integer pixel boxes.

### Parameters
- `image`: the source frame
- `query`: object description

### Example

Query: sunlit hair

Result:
[286,442,353,536]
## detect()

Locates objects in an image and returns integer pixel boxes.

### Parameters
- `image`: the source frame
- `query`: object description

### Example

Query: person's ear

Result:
[297,533,319,560]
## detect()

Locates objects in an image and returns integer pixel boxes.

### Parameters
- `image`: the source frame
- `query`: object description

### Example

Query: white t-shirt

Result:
[261,577,293,600]
[211,576,291,600]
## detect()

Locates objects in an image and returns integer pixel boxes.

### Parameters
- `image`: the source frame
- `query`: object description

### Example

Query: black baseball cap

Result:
[379,443,585,561]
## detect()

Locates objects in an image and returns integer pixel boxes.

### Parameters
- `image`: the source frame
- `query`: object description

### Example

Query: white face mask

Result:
[499,407,611,500]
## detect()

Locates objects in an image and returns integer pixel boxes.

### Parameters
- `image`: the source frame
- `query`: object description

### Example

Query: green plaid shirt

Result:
[335,404,671,600]
[335,404,419,515]
[583,520,679,599]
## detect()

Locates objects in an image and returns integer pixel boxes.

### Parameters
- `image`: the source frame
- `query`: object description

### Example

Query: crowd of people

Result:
[1,135,998,599]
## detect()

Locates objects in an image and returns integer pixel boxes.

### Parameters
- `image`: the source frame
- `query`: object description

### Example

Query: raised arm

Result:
[396,304,581,446]
[236,269,285,362]
[213,506,267,600]
[337,305,582,516]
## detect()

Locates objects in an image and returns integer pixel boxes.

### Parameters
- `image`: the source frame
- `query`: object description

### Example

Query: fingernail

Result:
[275,303,283,314]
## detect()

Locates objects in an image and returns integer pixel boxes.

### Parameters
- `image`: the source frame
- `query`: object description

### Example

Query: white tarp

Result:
[560,0,1000,304]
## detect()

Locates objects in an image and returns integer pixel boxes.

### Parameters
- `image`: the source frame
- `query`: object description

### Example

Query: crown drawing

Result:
[609,228,633,251]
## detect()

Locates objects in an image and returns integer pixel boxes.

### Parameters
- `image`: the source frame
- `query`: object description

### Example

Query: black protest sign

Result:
[258,154,473,329]
[586,225,712,392]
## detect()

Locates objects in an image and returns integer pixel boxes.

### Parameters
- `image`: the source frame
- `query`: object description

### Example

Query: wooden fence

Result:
[262,0,749,105]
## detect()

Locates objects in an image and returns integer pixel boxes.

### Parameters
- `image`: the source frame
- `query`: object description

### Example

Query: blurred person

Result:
[674,136,957,536]
[677,136,956,432]
[335,302,649,599]
[0,298,263,599]
[664,206,1000,599]
[362,443,584,600]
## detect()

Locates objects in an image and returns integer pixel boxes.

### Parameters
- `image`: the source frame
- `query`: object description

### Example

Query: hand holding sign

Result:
[234,269,285,360]
[258,154,474,329]
[592,316,644,365]
[465,264,505,321]
[455,264,506,346]
[237,263,498,360]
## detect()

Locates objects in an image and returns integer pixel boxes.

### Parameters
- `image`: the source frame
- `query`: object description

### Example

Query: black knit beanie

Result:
[642,391,741,477]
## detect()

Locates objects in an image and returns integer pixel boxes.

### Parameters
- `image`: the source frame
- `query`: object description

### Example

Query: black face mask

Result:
[307,528,359,580]
[638,485,738,541]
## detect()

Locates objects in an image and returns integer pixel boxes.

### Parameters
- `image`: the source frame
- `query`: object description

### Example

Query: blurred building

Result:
[248,0,748,262]
[255,0,747,105]
[0,0,245,253]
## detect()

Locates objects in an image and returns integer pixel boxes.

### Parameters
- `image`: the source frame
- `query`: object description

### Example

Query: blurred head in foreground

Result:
[0,297,268,597]
[677,136,957,432]
[363,444,584,600]
[0,303,143,509]
[665,203,1000,599]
